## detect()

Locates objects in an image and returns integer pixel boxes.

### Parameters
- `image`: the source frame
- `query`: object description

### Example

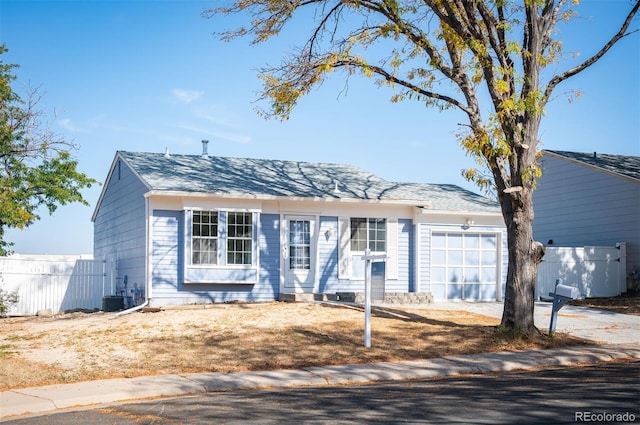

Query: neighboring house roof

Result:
[105,151,499,213]
[544,150,640,182]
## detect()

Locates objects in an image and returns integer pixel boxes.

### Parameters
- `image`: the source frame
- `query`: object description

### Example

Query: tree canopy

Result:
[206,0,639,334]
[0,45,98,255]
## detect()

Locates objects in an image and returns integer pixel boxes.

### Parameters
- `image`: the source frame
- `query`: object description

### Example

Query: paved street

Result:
[5,361,638,425]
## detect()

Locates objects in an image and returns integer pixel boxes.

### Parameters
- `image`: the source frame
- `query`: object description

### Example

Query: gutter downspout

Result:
[116,196,152,317]
[115,298,149,316]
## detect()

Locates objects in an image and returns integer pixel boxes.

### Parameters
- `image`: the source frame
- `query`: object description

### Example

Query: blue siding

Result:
[150,210,279,305]
[317,217,414,294]
[185,267,258,283]
[386,219,413,292]
[419,224,431,293]
[151,210,183,298]
[93,158,147,290]
[534,155,640,276]
[258,213,280,299]
[317,216,368,293]
[318,216,340,292]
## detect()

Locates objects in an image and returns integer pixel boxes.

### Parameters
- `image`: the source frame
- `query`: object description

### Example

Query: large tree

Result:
[206,1,639,334]
[0,45,98,255]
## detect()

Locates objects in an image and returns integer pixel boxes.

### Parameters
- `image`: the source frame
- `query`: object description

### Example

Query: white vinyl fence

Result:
[536,243,627,300]
[0,255,117,316]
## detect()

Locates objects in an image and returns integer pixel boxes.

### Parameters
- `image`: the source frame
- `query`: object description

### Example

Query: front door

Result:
[284,216,316,292]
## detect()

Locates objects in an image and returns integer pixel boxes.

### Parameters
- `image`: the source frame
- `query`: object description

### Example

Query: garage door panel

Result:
[449,234,463,248]
[465,284,479,300]
[480,284,496,300]
[432,250,446,264]
[466,267,480,282]
[430,232,499,301]
[448,267,463,282]
[447,250,463,264]
[481,254,496,266]
[481,234,497,249]
[465,235,480,249]
[465,250,480,264]
[432,233,446,248]
[481,266,496,282]
[432,266,446,282]
[448,283,463,300]
[431,284,446,300]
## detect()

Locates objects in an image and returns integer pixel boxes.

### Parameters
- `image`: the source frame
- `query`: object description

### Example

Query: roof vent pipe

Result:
[202,140,209,158]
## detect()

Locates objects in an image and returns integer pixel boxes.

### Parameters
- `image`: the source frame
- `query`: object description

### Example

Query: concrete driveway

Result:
[421,301,639,345]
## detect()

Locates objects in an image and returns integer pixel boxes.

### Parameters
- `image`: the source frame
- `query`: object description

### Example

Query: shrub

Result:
[0,277,19,317]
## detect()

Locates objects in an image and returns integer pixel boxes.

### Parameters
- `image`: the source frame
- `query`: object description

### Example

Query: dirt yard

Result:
[570,293,640,315]
[0,302,590,390]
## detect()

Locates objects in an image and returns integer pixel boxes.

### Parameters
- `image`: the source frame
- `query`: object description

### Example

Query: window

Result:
[350,218,386,252]
[227,212,253,265]
[192,211,218,264]
[190,211,254,267]
[289,219,311,269]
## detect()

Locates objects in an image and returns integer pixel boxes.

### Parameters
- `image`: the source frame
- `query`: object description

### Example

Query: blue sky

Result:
[1,0,638,254]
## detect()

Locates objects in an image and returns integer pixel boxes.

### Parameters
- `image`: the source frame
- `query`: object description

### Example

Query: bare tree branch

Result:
[544,0,640,102]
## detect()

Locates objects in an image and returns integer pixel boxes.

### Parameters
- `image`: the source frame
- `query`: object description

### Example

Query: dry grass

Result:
[0,302,589,390]
[570,293,640,316]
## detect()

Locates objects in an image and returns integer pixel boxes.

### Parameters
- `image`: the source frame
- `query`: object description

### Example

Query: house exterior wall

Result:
[533,154,640,279]
[315,216,413,294]
[110,190,507,304]
[317,216,342,292]
[390,219,413,292]
[139,195,430,302]
[93,158,147,294]
[149,210,280,305]
[93,159,506,305]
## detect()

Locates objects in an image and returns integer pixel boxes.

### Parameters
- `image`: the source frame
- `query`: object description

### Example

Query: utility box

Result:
[371,262,385,302]
[102,296,124,312]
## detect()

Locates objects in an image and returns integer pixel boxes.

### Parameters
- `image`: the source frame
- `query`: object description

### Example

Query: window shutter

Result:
[386,219,399,279]
[338,217,351,279]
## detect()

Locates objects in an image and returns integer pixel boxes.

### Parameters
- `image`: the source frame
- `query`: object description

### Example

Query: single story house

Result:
[92,146,507,306]
[533,150,640,290]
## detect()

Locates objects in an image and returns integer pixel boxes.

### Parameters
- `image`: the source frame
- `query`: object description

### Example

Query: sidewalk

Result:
[2,302,639,420]
[2,343,639,420]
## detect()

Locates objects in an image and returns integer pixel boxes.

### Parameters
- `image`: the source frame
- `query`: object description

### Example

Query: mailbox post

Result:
[362,248,387,348]
[549,278,581,336]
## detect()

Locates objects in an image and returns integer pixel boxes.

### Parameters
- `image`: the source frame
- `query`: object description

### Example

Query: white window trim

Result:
[185,209,258,270]
[338,216,398,280]
[338,217,351,280]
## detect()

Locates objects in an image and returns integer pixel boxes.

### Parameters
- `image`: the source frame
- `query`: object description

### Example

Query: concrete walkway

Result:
[423,301,640,344]
[1,302,638,420]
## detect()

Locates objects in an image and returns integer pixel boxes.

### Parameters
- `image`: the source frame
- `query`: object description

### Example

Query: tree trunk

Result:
[499,172,545,336]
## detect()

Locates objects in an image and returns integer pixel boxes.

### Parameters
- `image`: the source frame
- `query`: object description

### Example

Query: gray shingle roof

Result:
[545,150,640,181]
[118,151,499,212]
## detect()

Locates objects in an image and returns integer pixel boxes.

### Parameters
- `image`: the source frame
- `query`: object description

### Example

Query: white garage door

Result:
[430,232,498,300]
